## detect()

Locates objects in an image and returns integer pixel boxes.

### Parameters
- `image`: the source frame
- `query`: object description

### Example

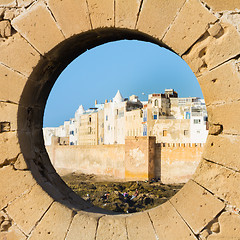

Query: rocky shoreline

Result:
[62,172,184,214]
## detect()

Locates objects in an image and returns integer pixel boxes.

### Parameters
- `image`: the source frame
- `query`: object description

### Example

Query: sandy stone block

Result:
[0,33,41,76]
[0,102,18,131]
[7,184,54,235]
[203,134,240,171]
[207,101,240,135]
[193,160,240,209]
[17,0,34,7]
[170,180,225,234]
[28,202,73,240]
[202,0,240,11]
[66,212,98,240]
[115,0,141,29]
[0,20,11,37]
[96,215,127,240]
[87,0,114,28]
[14,153,28,170]
[0,131,21,167]
[0,0,16,7]
[208,212,240,239]
[46,0,91,38]
[183,22,240,76]
[126,212,157,240]
[0,224,27,240]
[148,201,196,240]
[198,61,240,105]
[0,166,36,209]
[0,64,28,103]
[163,0,217,55]
[12,2,65,54]
[137,0,185,40]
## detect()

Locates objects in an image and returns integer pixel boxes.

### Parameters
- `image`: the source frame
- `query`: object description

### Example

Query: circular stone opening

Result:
[17,28,207,214]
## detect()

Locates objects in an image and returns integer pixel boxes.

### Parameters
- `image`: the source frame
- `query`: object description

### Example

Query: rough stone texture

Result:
[17,0,34,7]
[0,166,36,209]
[0,224,27,240]
[0,131,21,167]
[0,20,11,37]
[46,0,91,38]
[14,153,28,170]
[163,0,217,55]
[208,212,240,239]
[148,201,196,240]
[115,0,141,29]
[0,33,41,76]
[137,0,186,41]
[170,180,225,234]
[0,64,27,103]
[0,0,16,7]
[28,202,73,240]
[12,2,65,54]
[198,60,240,105]
[96,215,127,240]
[193,160,240,208]
[87,0,114,28]
[183,22,240,77]
[207,101,240,135]
[66,212,99,240]
[203,134,240,171]
[126,212,156,240]
[202,0,240,11]
[6,184,54,235]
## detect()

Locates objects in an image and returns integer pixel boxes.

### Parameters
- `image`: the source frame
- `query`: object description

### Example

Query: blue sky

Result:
[43,40,203,127]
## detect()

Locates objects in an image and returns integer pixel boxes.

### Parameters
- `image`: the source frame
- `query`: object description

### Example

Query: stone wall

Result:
[47,144,126,179]
[157,143,204,184]
[1,0,240,239]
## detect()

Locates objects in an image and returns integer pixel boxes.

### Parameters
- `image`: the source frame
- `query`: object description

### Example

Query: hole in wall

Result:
[42,38,208,214]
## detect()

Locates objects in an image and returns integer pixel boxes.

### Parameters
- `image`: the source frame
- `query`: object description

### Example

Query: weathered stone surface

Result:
[202,0,240,11]
[193,160,240,208]
[0,33,41,76]
[46,0,91,38]
[17,0,34,7]
[198,60,240,105]
[207,101,240,135]
[203,134,240,171]
[137,0,185,41]
[0,166,35,209]
[87,0,114,28]
[0,131,21,167]
[208,212,240,239]
[148,201,196,239]
[96,215,127,240]
[0,224,26,240]
[0,20,11,37]
[6,184,54,235]
[12,2,65,54]
[14,153,28,170]
[115,0,141,29]
[0,0,16,7]
[170,180,225,234]
[126,212,156,240]
[183,22,240,76]
[0,64,28,103]
[66,212,99,240]
[163,0,217,55]
[28,202,73,240]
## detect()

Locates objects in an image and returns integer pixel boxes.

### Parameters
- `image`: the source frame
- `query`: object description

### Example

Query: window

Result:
[70,142,74,145]
[108,125,110,131]
[106,115,108,121]
[194,119,201,124]
[163,130,167,136]
[70,131,74,135]
[88,127,91,134]
[154,99,158,107]
[153,114,157,120]
[184,130,189,136]
[89,117,91,123]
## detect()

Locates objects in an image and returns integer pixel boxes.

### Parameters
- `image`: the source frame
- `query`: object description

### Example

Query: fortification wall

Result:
[156,143,204,184]
[47,144,126,179]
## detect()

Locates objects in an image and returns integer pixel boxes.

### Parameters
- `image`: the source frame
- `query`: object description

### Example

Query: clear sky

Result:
[43,40,203,127]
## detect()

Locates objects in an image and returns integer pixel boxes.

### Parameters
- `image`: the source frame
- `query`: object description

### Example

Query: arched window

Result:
[154,99,158,107]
